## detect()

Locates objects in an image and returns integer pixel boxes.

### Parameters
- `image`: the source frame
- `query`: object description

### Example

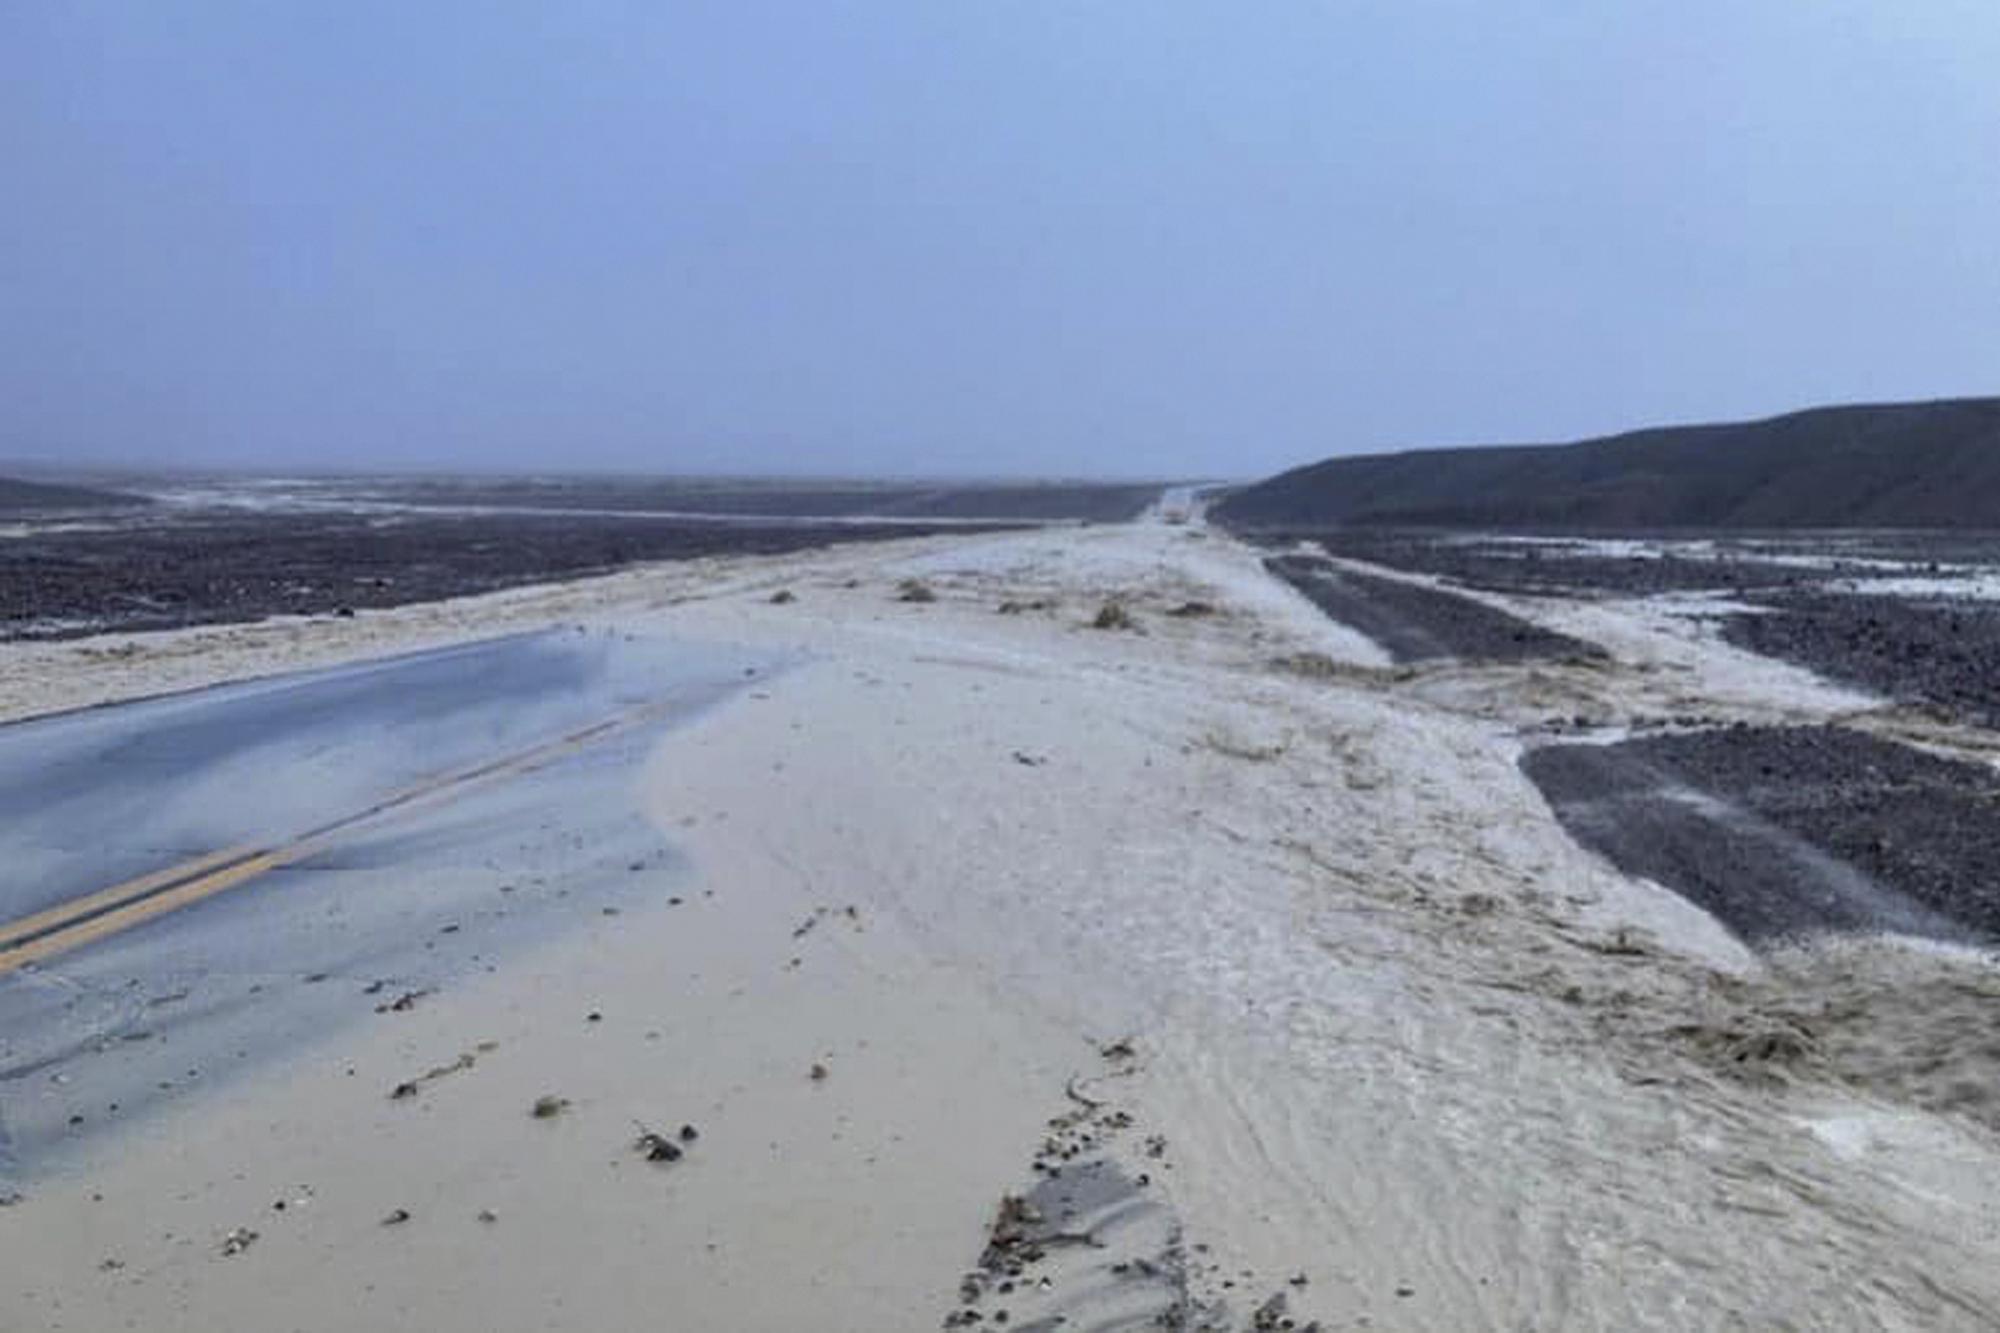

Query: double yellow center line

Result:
[0,698,680,977]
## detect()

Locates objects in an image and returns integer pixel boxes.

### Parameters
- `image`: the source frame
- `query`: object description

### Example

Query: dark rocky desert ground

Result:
[0,473,1159,640]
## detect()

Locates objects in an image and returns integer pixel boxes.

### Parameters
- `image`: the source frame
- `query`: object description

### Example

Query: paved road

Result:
[0,629,775,1182]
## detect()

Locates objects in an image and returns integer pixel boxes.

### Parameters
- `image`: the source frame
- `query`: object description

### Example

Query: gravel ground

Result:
[1725,593,2000,728]
[1263,553,1600,663]
[0,511,1010,640]
[1524,725,2000,945]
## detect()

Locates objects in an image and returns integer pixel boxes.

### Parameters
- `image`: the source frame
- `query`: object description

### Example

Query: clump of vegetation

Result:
[1090,600,1135,631]
[896,578,938,603]
[1269,651,1343,678]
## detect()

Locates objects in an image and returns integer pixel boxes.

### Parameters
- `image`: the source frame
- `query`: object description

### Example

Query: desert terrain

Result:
[3,495,2000,1330]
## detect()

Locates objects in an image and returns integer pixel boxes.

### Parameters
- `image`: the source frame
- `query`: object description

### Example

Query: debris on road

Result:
[387,1048,482,1101]
[634,1122,684,1163]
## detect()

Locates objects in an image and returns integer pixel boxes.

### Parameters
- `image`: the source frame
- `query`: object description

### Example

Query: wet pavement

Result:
[0,629,776,1180]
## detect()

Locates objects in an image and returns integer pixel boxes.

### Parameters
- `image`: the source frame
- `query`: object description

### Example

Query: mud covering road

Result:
[1275,529,1833,597]
[1523,725,2000,947]
[1264,552,1598,663]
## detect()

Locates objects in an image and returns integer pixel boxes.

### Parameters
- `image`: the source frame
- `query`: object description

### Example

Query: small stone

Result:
[636,1128,683,1163]
[531,1095,571,1120]
[381,1208,411,1226]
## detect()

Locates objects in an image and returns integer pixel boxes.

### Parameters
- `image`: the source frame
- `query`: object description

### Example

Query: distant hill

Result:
[0,475,145,513]
[1215,397,2000,530]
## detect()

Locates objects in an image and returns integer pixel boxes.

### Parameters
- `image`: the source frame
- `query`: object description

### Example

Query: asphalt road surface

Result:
[0,629,776,1184]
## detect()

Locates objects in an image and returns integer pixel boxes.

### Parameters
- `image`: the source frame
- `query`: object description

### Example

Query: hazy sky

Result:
[4,3,1997,478]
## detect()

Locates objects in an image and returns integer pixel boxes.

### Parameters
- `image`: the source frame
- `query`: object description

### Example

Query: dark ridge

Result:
[0,475,147,513]
[1523,726,2000,946]
[1215,397,2000,530]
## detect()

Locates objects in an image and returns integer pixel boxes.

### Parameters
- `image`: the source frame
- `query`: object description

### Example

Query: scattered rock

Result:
[220,1226,259,1257]
[477,1209,499,1224]
[374,988,429,1014]
[809,1062,830,1082]
[678,1124,699,1143]
[1252,1291,1288,1329]
[769,589,797,604]
[634,1123,684,1163]
[1090,601,1135,631]
[1165,600,1216,617]
[381,1208,411,1226]
[531,1094,571,1120]
[897,578,938,604]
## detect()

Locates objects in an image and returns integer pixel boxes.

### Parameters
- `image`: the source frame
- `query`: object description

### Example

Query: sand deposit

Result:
[4,514,2000,1330]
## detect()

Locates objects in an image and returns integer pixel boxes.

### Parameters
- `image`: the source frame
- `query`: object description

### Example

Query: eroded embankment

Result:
[1522,725,2000,946]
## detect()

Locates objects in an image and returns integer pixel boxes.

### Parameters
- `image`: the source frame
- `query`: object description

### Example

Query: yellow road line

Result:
[0,695,687,976]
[0,844,256,953]
[0,852,290,975]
